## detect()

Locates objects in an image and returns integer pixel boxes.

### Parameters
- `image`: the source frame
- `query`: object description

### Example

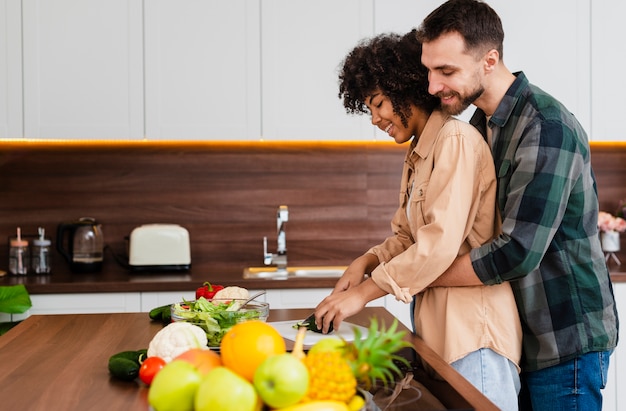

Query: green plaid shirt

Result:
[469,72,619,372]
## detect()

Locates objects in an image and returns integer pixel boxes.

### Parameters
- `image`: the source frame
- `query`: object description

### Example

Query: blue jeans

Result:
[451,348,521,411]
[518,350,612,411]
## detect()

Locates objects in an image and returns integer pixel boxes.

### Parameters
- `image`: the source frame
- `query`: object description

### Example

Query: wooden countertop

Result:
[0,307,497,411]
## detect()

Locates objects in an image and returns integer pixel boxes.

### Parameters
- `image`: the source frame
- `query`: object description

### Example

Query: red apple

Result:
[173,348,221,376]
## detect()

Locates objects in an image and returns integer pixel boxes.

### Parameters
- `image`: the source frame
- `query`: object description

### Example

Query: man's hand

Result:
[429,253,483,287]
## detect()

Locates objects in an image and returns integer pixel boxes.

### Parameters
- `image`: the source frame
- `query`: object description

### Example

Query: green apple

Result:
[148,360,202,411]
[195,366,261,411]
[253,353,309,408]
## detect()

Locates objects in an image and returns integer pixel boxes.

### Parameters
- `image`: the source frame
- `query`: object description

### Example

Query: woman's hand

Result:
[315,278,387,333]
[332,253,380,294]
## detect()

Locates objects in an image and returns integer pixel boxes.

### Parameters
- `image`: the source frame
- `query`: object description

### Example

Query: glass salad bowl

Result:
[170,298,269,347]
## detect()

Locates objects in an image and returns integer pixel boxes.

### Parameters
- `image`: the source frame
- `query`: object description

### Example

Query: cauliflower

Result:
[147,322,208,362]
[212,286,249,300]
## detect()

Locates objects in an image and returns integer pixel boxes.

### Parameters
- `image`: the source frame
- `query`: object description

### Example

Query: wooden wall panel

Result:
[0,142,405,275]
[0,141,624,277]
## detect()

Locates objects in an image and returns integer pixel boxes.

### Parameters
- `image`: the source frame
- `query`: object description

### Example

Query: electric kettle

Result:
[57,217,104,273]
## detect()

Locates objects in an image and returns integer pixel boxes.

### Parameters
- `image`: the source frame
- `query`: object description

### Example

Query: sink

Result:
[243,266,347,280]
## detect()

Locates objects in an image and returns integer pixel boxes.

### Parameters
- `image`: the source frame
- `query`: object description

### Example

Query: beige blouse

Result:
[368,110,522,368]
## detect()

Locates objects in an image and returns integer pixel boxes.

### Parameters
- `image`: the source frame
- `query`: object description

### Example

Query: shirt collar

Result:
[413,110,452,158]
[470,71,528,130]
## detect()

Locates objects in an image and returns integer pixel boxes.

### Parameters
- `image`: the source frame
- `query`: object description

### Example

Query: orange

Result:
[219,320,286,381]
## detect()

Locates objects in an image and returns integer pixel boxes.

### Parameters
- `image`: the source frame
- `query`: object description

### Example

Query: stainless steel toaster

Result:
[128,224,191,272]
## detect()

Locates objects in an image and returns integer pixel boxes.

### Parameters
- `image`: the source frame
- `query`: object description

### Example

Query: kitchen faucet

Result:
[264,205,288,272]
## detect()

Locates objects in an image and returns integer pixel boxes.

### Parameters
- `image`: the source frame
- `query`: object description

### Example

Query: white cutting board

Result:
[268,320,368,347]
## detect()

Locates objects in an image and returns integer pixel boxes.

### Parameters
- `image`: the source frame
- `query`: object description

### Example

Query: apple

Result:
[173,348,221,376]
[148,360,202,411]
[195,366,261,411]
[309,337,346,354]
[253,353,309,408]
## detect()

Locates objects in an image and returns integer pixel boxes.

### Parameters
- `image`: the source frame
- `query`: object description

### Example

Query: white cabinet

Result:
[140,290,196,312]
[591,1,626,141]
[6,0,617,141]
[144,0,261,140]
[265,288,386,310]
[260,0,374,141]
[22,0,144,139]
[0,0,22,138]
[9,290,270,321]
[11,292,141,320]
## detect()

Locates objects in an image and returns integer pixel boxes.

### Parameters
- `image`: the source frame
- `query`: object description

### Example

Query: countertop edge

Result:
[4,271,625,295]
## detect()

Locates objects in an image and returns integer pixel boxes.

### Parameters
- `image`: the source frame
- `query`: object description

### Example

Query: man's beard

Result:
[438,86,484,116]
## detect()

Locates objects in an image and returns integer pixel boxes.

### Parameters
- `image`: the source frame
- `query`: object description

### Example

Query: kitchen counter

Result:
[3,258,626,296]
[0,259,340,294]
[0,307,497,411]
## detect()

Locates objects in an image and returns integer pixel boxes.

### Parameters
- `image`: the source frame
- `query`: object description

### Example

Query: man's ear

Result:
[484,48,499,74]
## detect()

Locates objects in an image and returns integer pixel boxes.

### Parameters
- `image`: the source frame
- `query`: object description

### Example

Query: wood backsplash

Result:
[0,141,406,274]
[1,140,625,275]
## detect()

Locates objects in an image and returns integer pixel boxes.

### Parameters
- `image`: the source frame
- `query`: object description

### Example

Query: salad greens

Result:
[171,297,263,346]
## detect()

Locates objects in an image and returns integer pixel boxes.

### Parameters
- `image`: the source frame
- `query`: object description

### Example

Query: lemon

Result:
[347,394,366,411]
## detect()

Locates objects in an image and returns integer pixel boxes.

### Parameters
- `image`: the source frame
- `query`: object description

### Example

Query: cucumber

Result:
[110,350,145,363]
[108,349,148,381]
[149,304,172,324]
[108,357,140,381]
[161,308,171,323]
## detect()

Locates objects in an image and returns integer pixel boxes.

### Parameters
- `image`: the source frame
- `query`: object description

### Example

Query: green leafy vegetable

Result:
[0,285,32,314]
[171,297,262,346]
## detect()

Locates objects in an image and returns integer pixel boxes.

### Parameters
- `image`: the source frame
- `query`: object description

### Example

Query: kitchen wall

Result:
[1,140,625,276]
[0,141,407,275]
[1,0,624,141]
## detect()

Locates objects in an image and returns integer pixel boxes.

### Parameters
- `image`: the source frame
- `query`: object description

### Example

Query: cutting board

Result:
[268,320,369,347]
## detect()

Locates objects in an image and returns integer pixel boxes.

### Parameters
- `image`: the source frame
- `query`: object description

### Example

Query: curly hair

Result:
[338,30,440,128]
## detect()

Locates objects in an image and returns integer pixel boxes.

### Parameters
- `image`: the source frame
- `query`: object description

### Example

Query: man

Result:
[416,1,619,410]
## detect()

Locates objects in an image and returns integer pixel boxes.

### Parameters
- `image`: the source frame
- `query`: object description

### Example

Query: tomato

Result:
[139,356,166,385]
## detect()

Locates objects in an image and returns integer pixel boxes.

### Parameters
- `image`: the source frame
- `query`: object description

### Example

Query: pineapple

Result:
[299,317,411,404]
[303,350,357,403]
[343,317,412,390]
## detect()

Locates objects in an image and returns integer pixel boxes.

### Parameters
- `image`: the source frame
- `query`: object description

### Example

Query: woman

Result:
[313,31,522,410]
